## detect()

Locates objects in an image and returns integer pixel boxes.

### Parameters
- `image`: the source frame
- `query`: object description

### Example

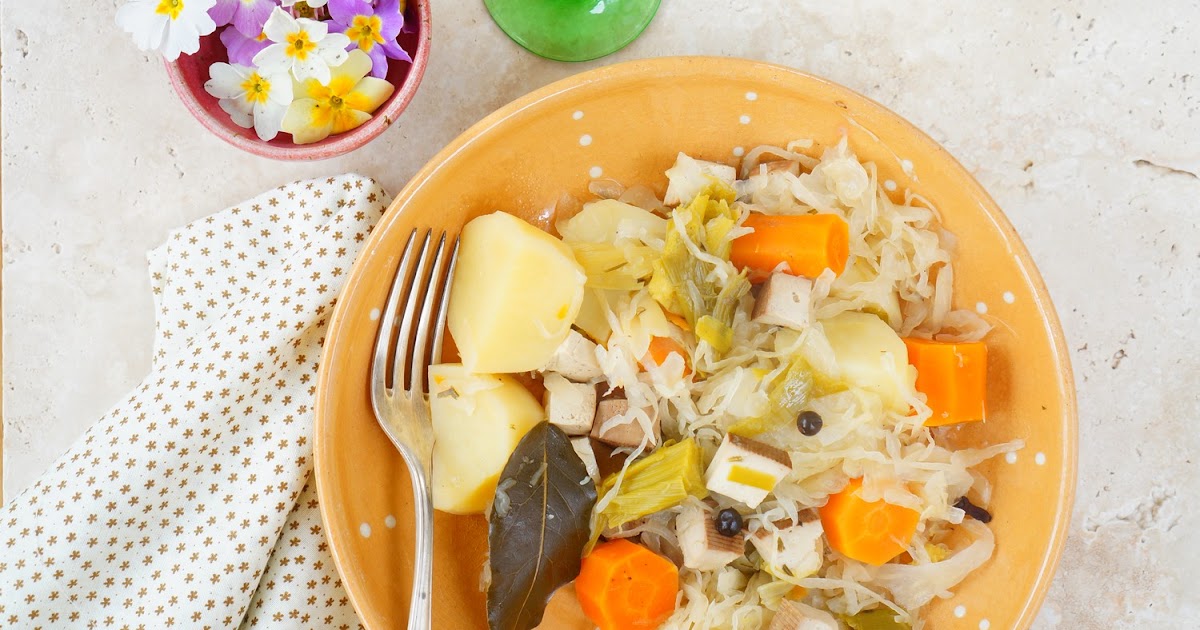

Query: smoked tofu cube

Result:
[570,437,601,485]
[704,433,791,508]
[768,600,838,630]
[543,373,597,436]
[590,395,661,448]
[541,329,604,382]
[753,272,812,330]
[676,502,745,571]
[750,512,824,584]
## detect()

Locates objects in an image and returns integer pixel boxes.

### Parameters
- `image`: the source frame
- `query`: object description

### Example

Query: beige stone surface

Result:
[2,0,1198,627]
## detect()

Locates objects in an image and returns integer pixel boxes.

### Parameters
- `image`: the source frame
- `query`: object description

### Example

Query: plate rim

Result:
[314,55,1079,630]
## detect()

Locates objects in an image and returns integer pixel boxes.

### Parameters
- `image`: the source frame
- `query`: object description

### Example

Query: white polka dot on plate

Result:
[1003,291,1016,304]
[954,605,967,618]
[979,620,991,630]
[733,146,745,157]
[975,302,988,314]
[745,91,758,101]
[369,308,381,321]
[1035,452,1047,466]
[883,179,897,191]
[359,523,372,538]
[385,515,397,529]
[739,114,751,124]
[1005,452,1018,464]
[579,134,592,147]
[572,110,584,120]
[589,166,603,178]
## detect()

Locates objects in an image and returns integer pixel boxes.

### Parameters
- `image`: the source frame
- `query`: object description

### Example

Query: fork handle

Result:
[406,460,434,630]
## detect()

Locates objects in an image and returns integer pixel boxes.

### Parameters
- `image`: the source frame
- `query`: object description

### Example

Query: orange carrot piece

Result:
[730,213,850,282]
[902,338,987,427]
[640,336,691,376]
[664,310,692,333]
[819,478,920,566]
[576,539,680,630]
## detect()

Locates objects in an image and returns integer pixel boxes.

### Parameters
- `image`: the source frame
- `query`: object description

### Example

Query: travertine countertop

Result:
[3,1,1198,627]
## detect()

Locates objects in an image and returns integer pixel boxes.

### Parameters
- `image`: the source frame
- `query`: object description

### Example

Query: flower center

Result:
[155,0,184,19]
[286,31,315,60]
[240,73,272,105]
[348,15,385,51]
[329,95,344,108]
[292,2,317,19]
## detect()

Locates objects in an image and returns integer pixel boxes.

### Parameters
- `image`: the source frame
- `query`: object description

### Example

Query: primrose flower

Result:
[205,63,293,141]
[209,0,276,38]
[220,25,270,66]
[281,49,394,144]
[254,7,351,85]
[330,0,410,78]
[116,0,218,61]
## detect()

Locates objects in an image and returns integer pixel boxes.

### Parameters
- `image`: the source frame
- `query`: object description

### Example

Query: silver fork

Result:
[370,228,459,630]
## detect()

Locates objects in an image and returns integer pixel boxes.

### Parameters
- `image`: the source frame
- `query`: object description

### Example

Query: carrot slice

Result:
[902,338,987,427]
[639,336,691,376]
[664,310,691,332]
[730,213,850,282]
[819,478,920,566]
[576,539,680,630]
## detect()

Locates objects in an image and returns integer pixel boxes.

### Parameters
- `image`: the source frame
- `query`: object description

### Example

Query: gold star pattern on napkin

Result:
[1,174,389,628]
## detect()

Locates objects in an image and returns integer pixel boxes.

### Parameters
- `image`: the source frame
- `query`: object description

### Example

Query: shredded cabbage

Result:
[557,139,1016,629]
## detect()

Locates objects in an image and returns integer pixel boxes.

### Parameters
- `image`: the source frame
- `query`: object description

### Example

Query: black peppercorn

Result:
[714,508,743,537]
[797,410,823,436]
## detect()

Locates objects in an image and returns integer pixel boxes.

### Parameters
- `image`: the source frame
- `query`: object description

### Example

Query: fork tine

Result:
[429,237,460,369]
[409,232,451,394]
[372,229,418,410]
[395,230,434,396]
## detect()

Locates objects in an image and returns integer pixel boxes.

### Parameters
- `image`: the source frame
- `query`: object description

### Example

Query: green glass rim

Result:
[484,0,662,63]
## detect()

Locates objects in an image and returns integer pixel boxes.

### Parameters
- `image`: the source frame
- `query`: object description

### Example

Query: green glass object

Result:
[484,0,661,62]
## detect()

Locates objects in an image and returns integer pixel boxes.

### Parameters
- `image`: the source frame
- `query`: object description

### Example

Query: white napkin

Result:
[0,174,391,628]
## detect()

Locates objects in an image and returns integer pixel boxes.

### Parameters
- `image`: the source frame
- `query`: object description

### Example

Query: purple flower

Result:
[209,0,278,38]
[329,0,411,79]
[220,24,271,66]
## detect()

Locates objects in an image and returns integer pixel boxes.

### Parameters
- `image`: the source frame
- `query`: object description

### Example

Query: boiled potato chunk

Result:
[448,212,587,373]
[574,288,615,344]
[429,364,545,515]
[821,311,916,411]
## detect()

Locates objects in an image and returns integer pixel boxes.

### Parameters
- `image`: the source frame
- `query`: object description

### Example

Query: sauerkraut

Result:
[554,138,1019,629]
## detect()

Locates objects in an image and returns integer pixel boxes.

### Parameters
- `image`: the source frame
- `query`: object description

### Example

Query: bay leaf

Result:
[487,422,598,630]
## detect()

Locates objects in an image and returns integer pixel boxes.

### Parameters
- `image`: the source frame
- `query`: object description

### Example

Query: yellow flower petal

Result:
[343,77,395,115]
[281,98,334,145]
[330,49,372,88]
[326,74,359,98]
[294,76,331,101]
[330,108,371,135]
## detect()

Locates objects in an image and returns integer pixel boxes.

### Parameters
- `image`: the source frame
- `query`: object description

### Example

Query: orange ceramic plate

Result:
[314,57,1077,630]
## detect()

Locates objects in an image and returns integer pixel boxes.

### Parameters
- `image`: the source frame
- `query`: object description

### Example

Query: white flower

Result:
[204,63,294,141]
[116,0,218,61]
[253,7,350,85]
[282,0,329,7]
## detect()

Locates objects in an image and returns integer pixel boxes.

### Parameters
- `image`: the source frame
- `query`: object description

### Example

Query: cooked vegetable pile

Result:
[430,138,1021,630]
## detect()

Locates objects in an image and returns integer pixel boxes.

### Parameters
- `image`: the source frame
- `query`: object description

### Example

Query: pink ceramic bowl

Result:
[165,0,431,161]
